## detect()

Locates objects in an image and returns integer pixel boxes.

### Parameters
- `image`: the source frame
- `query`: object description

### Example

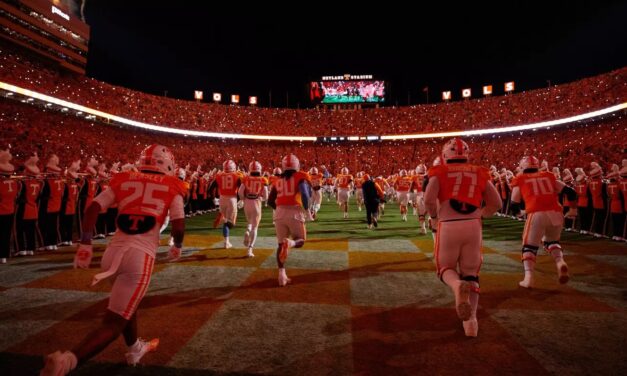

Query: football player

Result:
[238,161,268,257]
[425,138,501,337]
[40,144,187,375]
[510,156,578,288]
[336,167,353,219]
[267,154,312,286]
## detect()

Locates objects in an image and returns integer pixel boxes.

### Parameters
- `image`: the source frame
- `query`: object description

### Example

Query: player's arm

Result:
[74,188,115,269]
[482,181,502,217]
[556,180,578,217]
[424,176,439,218]
[299,180,311,210]
[509,186,522,216]
[81,188,115,244]
[237,182,246,200]
[261,185,269,201]
[267,186,277,209]
[169,195,185,247]
[374,182,385,199]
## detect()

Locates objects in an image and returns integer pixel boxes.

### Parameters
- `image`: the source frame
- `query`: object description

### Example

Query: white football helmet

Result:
[519,156,539,171]
[399,169,407,177]
[282,154,300,171]
[273,167,282,175]
[415,164,426,175]
[138,144,176,176]
[442,138,469,163]
[309,167,318,175]
[249,161,262,173]
[356,171,364,178]
[433,156,442,167]
[341,167,349,175]
[222,159,236,173]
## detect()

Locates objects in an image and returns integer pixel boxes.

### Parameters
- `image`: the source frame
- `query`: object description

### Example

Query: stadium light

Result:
[231,94,240,104]
[249,96,257,105]
[213,93,222,102]
[483,85,493,95]
[505,81,515,92]
[442,91,452,101]
[462,88,472,98]
[1,80,624,143]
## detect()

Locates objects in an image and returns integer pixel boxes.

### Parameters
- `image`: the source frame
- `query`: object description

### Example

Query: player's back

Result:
[274,171,310,207]
[426,163,496,221]
[216,172,240,196]
[105,171,187,253]
[242,175,266,199]
[511,171,562,213]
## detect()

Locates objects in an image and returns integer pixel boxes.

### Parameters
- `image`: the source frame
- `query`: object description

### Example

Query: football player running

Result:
[509,156,577,288]
[267,154,313,286]
[425,138,501,337]
[40,145,187,375]
[238,161,268,258]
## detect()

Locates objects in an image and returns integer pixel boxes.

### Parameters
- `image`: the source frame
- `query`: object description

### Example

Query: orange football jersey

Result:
[510,171,562,213]
[109,171,187,224]
[215,171,241,196]
[428,164,490,208]
[273,171,311,206]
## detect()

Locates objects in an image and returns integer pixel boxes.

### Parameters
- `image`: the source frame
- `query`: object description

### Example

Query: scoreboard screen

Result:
[310,80,385,104]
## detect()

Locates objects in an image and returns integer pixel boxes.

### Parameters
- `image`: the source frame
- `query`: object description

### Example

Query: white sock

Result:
[250,227,258,248]
[286,239,296,248]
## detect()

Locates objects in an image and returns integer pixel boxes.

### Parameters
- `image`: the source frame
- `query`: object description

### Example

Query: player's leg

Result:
[519,213,544,288]
[459,220,483,337]
[435,221,470,321]
[544,213,569,284]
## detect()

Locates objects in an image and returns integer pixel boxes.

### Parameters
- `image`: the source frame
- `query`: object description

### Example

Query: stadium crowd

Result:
[0,45,625,137]
[0,46,626,263]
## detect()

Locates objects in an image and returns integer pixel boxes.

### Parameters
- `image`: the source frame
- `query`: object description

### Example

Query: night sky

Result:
[83,1,627,108]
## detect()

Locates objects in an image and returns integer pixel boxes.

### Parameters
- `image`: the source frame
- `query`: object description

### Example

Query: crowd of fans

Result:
[1,99,624,178]
[0,44,625,137]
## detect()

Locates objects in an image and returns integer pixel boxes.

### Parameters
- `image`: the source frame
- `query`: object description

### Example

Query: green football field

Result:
[1,197,626,375]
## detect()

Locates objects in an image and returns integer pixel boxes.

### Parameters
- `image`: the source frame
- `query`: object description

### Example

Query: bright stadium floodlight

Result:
[1,81,624,143]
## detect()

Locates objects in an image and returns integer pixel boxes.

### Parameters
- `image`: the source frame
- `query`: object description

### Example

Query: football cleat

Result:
[125,338,159,366]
